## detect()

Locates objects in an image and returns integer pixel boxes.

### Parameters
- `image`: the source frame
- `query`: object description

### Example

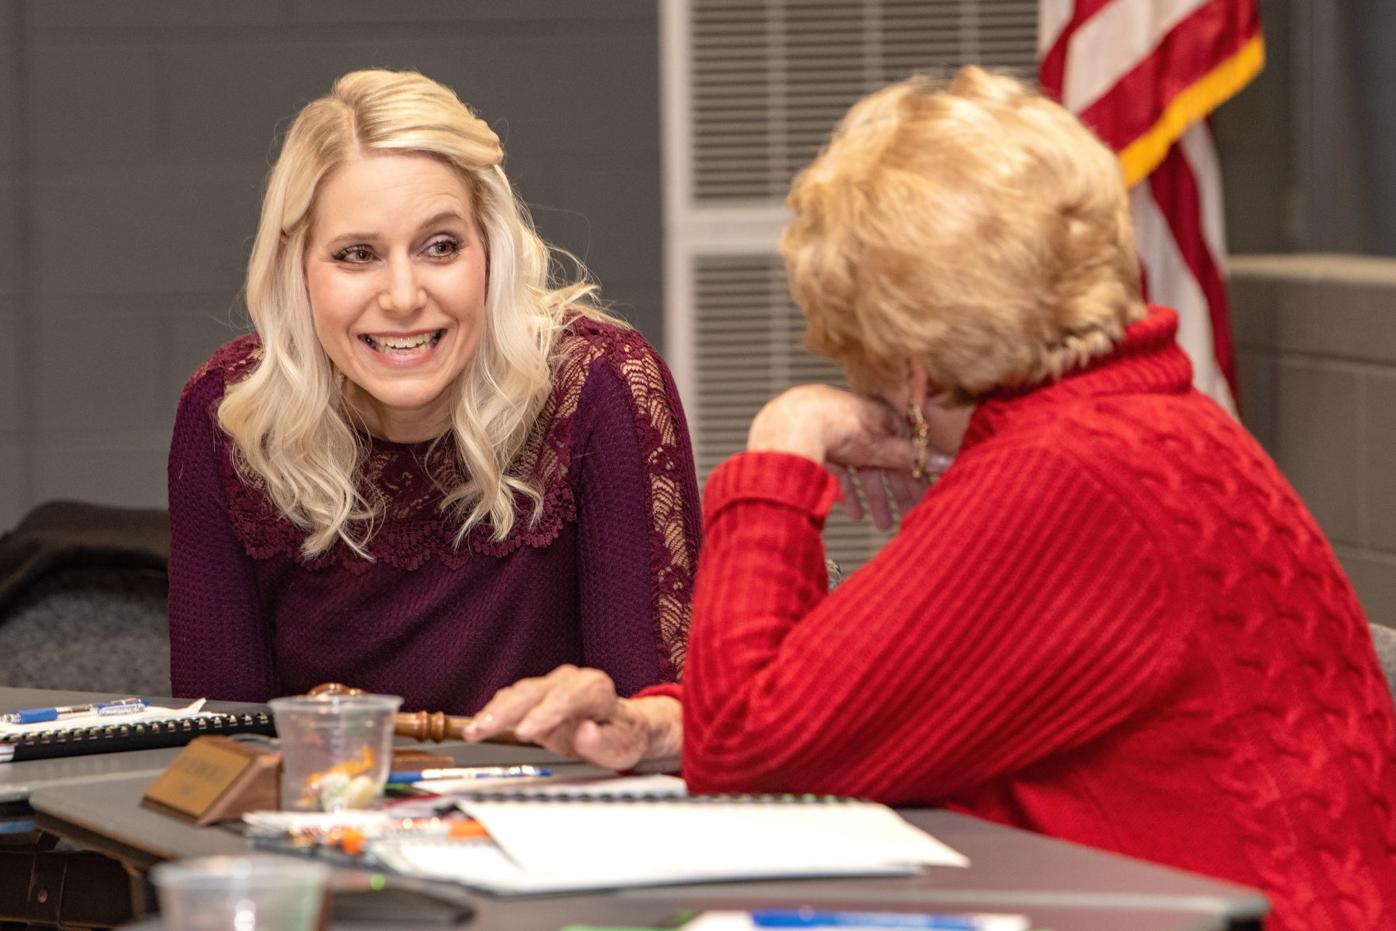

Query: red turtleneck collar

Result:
[962,306,1194,449]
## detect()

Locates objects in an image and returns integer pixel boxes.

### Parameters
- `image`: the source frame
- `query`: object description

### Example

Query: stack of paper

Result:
[368,777,966,895]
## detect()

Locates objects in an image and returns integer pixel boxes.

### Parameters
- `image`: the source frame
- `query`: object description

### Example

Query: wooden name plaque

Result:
[143,735,281,825]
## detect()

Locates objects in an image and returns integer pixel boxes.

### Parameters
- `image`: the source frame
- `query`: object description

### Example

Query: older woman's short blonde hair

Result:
[220,69,611,557]
[780,65,1145,402]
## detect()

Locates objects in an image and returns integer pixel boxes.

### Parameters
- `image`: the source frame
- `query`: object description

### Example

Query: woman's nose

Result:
[378,256,426,314]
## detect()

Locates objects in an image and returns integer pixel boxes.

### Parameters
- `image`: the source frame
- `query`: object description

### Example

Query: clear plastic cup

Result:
[151,854,328,930]
[268,692,402,812]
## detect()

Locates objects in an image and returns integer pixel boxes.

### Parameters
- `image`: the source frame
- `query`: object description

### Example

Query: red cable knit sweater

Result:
[663,308,1396,931]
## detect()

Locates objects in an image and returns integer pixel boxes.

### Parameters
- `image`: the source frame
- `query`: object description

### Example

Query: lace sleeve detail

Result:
[187,333,262,393]
[561,318,702,682]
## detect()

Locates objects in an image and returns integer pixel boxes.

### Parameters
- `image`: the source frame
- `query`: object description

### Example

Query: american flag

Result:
[1039,0,1264,414]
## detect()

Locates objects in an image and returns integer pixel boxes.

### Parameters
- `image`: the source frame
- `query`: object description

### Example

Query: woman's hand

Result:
[747,385,911,469]
[746,385,929,529]
[465,665,682,770]
[827,462,928,530]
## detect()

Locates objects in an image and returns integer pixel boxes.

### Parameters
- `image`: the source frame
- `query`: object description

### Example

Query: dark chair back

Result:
[0,501,170,694]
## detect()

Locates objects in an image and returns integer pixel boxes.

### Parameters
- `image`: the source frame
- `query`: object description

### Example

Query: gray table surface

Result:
[28,770,1269,931]
[6,687,1270,930]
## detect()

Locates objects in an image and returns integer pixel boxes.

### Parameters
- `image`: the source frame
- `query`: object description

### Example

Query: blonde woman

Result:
[471,67,1396,930]
[167,70,700,714]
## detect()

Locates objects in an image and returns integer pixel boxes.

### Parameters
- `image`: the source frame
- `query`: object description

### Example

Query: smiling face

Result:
[304,151,488,443]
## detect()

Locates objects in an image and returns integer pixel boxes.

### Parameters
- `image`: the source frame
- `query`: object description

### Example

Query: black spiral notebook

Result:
[0,710,276,764]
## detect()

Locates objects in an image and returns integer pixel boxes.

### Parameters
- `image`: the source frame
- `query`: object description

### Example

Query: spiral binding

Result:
[0,711,276,763]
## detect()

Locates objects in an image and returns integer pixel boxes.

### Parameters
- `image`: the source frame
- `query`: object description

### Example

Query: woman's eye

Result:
[333,246,374,264]
[425,238,459,258]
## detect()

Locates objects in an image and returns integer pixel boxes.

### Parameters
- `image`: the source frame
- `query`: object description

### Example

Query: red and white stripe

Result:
[1039,0,1264,415]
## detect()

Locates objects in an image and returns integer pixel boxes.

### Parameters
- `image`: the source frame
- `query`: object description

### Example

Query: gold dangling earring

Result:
[907,398,929,481]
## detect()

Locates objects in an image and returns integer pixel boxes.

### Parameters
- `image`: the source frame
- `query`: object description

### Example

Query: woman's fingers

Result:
[859,470,897,531]
[464,675,553,741]
[828,466,932,529]
[885,470,928,514]
[526,703,650,771]
[517,716,589,762]
[465,665,615,743]
[827,425,916,474]
[572,713,648,770]
[746,384,945,526]
[854,433,918,472]
[485,697,649,770]
[512,669,617,743]
[828,463,865,522]
[465,668,681,771]
[575,697,683,769]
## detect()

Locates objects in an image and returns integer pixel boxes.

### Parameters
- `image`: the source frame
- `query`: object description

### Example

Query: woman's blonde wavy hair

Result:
[219,69,615,558]
[780,66,1146,402]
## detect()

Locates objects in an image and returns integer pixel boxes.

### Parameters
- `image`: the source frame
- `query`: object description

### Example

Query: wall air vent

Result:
[664,0,1038,571]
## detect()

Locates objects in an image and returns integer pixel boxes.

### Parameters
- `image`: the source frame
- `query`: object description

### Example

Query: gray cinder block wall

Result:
[0,0,663,531]
[1232,254,1396,628]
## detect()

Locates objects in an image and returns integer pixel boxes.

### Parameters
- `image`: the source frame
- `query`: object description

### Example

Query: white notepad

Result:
[0,699,209,737]
[369,786,967,895]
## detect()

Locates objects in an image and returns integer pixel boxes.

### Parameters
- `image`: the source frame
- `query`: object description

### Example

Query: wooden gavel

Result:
[307,682,526,745]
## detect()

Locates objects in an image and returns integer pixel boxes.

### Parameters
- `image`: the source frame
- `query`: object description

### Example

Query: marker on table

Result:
[0,698,149,726]
[275,817,490,855]
[386,764,552,784]
[748,910,1030,931]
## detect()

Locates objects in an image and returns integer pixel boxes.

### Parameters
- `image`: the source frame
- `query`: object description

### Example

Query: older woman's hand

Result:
[464,665,682,770]
[827,462,927,530]
[748,384,910,468]
[747,384,958,528]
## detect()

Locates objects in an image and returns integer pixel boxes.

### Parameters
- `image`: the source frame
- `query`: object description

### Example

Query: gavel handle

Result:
[394,710,525,746]
[306,682,527,745]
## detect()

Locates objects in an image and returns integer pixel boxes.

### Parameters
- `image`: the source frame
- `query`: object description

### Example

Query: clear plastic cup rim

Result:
[268,693,403,717]
[151,854,330,890]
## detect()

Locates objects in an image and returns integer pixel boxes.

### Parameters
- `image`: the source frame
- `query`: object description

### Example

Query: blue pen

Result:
[0,698,148,726]
[387,764,552,783]
[748,910,1029,931]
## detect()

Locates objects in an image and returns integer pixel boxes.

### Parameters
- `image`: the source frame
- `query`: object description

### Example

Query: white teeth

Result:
[364,331,442,353]
[378,334,431,350]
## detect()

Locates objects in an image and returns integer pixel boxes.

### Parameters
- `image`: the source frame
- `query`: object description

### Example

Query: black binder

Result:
[0,711,276,763]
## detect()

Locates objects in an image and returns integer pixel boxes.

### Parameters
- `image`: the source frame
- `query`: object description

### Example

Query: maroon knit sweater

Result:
[168,318,700,714]
[656,308,1396,930]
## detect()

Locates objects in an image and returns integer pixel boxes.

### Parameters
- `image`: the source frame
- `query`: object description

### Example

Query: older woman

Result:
[470,67,1396,930]
[167,70,700,713]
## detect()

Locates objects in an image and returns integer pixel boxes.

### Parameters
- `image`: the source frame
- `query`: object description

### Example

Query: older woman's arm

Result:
[682,443,1180,803]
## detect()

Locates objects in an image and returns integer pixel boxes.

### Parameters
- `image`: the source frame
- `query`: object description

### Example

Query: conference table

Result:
[1,687,1271,930]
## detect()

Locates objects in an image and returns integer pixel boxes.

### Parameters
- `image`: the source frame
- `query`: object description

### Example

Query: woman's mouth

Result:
[360,329,445,356]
